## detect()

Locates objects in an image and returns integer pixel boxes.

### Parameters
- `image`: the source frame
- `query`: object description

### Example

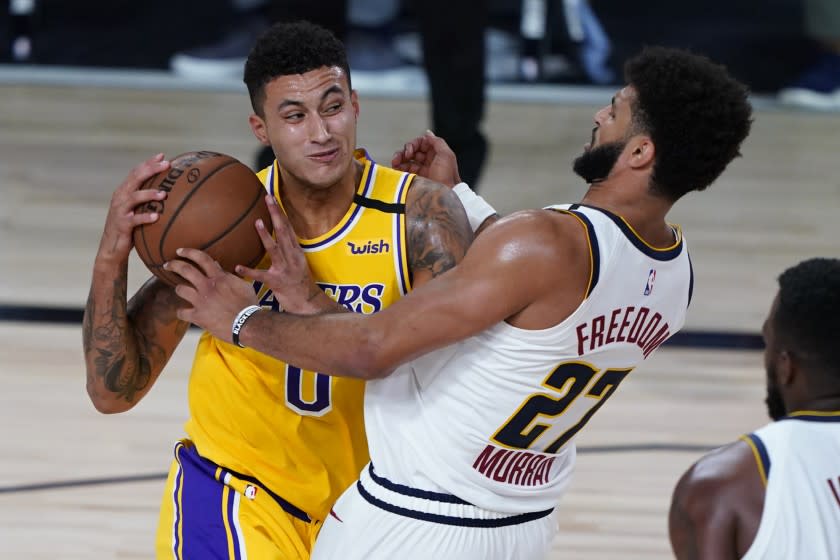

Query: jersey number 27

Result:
[492,361,632,453]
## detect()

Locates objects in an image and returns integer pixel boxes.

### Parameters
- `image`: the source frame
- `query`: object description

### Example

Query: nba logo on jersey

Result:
[643,269,656,296]
[244,485,258,500]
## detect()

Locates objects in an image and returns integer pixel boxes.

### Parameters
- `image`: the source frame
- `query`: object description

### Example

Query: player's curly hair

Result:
[776,258,840,377]
[244,21,350,116]
[624,47,753,201]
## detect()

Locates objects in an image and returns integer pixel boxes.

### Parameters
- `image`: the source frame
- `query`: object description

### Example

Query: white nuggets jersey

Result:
[741,412,840,560]
[364,203,694,513]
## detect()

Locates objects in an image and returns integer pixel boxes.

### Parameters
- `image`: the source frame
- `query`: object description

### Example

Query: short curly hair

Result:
[624,47,753,201]
[776,258,840,377]
[243,21,350,116]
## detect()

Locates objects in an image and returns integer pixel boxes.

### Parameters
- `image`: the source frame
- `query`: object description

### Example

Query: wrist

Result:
[231,305,263,348]
[452,183,497,232]
[444,171,462,189]
[93,252,129,275]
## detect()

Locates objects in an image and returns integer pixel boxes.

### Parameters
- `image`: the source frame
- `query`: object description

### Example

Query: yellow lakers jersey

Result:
[185,149,413,521]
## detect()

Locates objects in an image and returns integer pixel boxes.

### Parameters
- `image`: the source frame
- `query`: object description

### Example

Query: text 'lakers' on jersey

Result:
[186,149,413,522]
[364,203,693,514]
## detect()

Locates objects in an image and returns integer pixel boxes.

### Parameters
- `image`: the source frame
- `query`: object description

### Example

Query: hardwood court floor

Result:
[0,72,837,558]
[0,323,765,559]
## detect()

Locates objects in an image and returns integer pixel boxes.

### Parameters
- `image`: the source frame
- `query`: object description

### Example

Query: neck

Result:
[789,395,840,415]
[579,177,675,247]
[278,159,363,239]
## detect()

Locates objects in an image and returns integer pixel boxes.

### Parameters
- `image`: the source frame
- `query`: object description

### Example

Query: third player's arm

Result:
[669,442,757,560]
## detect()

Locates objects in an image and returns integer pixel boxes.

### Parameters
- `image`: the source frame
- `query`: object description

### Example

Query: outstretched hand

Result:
[164,249,258,343]
[97,153,170,265]
[391,130,462,188]
[235,195,339,315]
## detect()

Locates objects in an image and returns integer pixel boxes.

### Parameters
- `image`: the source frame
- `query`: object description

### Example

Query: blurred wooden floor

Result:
[1,71,838,559]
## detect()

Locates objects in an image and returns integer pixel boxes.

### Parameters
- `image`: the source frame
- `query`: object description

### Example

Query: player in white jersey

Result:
[167,47,753,559]
[670,258,840,560]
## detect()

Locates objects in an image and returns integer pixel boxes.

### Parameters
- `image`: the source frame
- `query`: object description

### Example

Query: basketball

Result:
[133,151,272,286]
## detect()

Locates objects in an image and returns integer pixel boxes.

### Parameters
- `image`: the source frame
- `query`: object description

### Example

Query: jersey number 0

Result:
[285,365,333,416]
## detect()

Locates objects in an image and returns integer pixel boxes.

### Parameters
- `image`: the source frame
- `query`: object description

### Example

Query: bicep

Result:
[405,179,473,287]
[669,465,740,560]
[670,475,702,560]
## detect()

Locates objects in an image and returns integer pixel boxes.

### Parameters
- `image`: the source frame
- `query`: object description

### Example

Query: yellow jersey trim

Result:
[739,434,769,487]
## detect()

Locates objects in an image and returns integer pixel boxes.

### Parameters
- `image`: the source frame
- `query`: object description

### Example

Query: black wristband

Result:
[231,305,262,348]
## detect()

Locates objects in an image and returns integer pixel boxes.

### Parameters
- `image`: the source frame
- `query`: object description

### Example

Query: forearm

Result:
[83,259,185,412]
[238,309,388,380]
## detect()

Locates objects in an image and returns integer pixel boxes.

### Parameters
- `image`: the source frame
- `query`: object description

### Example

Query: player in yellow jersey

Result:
[81,21,472,559]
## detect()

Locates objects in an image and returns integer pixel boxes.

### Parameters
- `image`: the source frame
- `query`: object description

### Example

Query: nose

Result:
[594,105,610,125]
[308,114,331,143]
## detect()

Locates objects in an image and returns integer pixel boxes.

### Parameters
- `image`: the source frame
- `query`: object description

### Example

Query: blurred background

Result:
[0,0,827,93]
[1,1,839,558]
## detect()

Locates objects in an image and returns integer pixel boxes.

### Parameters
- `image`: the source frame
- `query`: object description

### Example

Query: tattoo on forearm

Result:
[85,275,184,405]
[407,183,473,278]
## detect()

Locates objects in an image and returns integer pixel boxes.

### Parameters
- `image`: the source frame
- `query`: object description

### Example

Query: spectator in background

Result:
[172,0,490,189]
[778,0,840,110]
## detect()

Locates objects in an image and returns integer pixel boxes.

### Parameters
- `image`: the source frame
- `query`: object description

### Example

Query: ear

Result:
[627,136,655,170]
[351,90,360,119]
[249,114,270,146]
[776,350,797,387]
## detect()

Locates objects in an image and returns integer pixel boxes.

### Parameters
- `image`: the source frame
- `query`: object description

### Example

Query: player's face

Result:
[762,295,787,421]
[587,86,636,152]
[572,86,636,183]
[251,66,359,191]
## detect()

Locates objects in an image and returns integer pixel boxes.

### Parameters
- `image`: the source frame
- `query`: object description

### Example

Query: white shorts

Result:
[311,464,558,560]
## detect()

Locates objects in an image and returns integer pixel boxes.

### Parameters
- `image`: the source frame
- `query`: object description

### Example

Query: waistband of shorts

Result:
[176,440,312,523]
[358,463,554,528]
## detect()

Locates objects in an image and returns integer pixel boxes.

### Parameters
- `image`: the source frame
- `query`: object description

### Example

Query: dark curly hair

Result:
[243,21,350,116]
[776,258,840,378]
[624,47,753,201]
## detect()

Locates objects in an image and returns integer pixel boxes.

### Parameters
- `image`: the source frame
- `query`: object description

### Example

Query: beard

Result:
[572,140,626,184]
[764,363,787,421]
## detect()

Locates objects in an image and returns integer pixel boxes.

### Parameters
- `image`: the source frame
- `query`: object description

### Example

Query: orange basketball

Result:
[132,151,272,286]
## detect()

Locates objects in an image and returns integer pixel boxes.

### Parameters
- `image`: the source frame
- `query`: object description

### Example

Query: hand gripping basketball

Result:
[133,151,273,286]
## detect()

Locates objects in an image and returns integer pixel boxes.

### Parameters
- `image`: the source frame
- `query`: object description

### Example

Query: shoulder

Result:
[477,208,591,263]
[403,175,471,241]
[672,439,759,521]
[405,176,461,208]
[401,176,472,282]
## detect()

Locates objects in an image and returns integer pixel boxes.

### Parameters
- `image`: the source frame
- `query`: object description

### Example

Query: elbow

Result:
[348,329,397,380]
[86,383,133,414]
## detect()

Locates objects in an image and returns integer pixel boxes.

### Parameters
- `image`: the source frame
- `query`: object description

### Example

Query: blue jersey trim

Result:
[299,163,376,250]
[368,464,470,504]
[687,249,695,308]
[782,410,840,422]
[394,172,411,296]
[745,433,771,480]
[574,204,684,261]
[356,478,555,528]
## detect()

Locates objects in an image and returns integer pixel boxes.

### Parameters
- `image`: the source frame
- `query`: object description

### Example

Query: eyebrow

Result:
[277,85,346,111]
